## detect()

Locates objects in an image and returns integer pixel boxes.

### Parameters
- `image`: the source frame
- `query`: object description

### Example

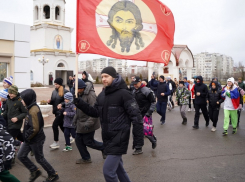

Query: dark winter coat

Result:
[75,74,144,155]
[209,78,222,90]
[194,76,209,105]
[67,79,73,88]
[149,79,158,96]
[82,71,94,89]
[62,103,76,128]
[133,84,156,117]
[2,93,27,130]
[155,81,171,102]
[238,81,245,91]
[206,81,224,109]
[0,121,15,172]
[0,101,7,127]
[49,86,69,115]
[73,82,100,133]
[169,79,177,93]
[20,89,45,144]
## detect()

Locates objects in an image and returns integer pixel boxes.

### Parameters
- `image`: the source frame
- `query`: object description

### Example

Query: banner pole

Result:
[75,54,79,98]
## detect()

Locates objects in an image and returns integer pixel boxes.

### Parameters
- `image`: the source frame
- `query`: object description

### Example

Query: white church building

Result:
[30,0,75,85]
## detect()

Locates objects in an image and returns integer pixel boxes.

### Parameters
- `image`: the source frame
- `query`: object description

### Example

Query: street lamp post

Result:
[38,56,49,86]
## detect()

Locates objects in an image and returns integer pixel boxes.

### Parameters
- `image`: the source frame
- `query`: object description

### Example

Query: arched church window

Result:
[35,6,39,20]
[43,5,50,19]
[57,63,65,67]
[30,70,33,81]
[55,6,60,20]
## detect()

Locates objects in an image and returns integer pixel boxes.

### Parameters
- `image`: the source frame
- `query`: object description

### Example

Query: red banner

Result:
[76,0,175,65]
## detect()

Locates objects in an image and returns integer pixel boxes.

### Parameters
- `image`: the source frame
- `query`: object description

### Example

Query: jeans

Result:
[103,155,131,182]
[209,106,220,127]
[64,127,76,146]
[194,104,209,126]
[52,114,64,141]
[75,131,104,160]
[17,139,56,175]
[156,101,167,121]
[0,170,20,182]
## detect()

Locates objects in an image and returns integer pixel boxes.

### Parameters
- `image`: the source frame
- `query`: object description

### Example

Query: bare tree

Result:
[237,61,245,80]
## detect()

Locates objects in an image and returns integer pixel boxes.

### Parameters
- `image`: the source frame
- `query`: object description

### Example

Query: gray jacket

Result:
[73,82,100,133]
[62,103,76,128]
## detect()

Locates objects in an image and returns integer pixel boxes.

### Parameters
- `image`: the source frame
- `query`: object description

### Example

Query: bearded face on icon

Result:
[107,1,145,53]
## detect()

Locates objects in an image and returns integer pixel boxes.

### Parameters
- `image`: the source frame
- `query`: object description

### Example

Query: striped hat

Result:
[0,90,8,99]
[8,85,18,95]
[64,92,73,102]
[4,76,13,85]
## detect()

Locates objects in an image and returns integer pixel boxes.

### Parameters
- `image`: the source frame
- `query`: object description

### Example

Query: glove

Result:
[4,160,12,170]
[74,98,79,105]
[145,113,150,117]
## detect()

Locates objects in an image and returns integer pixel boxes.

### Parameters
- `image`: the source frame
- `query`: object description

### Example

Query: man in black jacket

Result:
[133,76,157,152]
[193,76,209,129]
[206,81,224,132]
[18,89,59,182]
[47,78,69,149]
[67,76,73,92]
[74,67,143,182]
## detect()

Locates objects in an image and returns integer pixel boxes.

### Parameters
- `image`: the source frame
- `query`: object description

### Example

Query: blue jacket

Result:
[62,103,76,128]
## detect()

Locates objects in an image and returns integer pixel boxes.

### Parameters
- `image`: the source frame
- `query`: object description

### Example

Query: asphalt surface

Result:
[10,106,245,182]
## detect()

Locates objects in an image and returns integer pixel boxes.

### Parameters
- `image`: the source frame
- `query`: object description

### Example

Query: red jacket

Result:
[188,84,195,99]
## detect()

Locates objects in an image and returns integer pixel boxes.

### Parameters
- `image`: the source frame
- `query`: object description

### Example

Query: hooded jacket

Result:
[133,84,156,117]
[75,74,144,155]
[2,93,27,130]
[49,86,69,115]
[206,81,224,109]
[73,82,100,133]
[176,86,190,105]
[20,89,45,144]
[82,71,94,89]
[194,76,209,105]
[209,78,222,90]
[0,121,15,172]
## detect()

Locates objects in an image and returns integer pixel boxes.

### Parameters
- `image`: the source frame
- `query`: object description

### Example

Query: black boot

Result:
[29,169,42,182]
[182,118,187,125]
[145,135,157,149]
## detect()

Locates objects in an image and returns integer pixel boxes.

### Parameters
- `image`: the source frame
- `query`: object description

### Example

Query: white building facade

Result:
[30,0,75,85]
[192,52,234,81]
[0,21,30,91]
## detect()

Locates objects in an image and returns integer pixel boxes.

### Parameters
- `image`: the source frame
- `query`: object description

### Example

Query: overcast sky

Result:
[0,0,244,66]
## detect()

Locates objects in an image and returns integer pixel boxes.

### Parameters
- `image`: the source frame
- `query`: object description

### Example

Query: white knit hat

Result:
[0,90,8,99]
[3,76,13,85]
[190,79,194,83]
[227,77,235,84]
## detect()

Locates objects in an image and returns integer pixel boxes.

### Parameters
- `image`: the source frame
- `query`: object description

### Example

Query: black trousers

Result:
[194,104,209,126]
[7,129,23,142]
[208,106,220,127]
[52,114,64,142]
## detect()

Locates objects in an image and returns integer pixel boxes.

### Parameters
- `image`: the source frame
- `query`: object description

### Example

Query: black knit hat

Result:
[159,75,165,80]
[54,78,63,85]
[179,81,185,85]
[101,66,117,78]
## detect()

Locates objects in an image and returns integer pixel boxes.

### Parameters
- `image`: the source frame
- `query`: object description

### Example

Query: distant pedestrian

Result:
[128,75,136,93]
[192,76,209,129]
[82,71,94,89]
[206,81,224,132]
[47,78,69,149]
[149,74,158,96]
[234,81,244,127]
[0,90,8,125]
[2,76,13,92]
[176,81,190,125]
[154,75,171,125]
[18,89,59,182]
[221,77,240,136]
[183,77,189,89]
[133,76,157,152]
[188,79,195,111]
[67,76,73,92]
[61,92,76,152]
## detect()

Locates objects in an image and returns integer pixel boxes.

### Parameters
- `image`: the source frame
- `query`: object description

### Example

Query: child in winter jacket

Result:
[0,90,8,126]
[2,76,13,92]
[176,81,190,125]
[234,81,245,127]
[0,116,20,182]
[206,81,224,132]
[221,77,240,136]
[61,92,76,151]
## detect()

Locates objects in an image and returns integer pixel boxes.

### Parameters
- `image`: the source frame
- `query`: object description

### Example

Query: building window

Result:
[55,6,60,20]
[0,63,7,82]
[30,70,34,81]
[57,63,65,67]
[35,6,39,20]
[43,5,50,19]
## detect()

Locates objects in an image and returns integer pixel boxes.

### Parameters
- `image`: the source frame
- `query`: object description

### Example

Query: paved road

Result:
[10,107,245,182]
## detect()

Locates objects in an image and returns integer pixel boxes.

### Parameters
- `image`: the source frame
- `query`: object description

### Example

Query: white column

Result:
[187,67,192,80]
[148,62,154,81]
[158,63,164,76]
